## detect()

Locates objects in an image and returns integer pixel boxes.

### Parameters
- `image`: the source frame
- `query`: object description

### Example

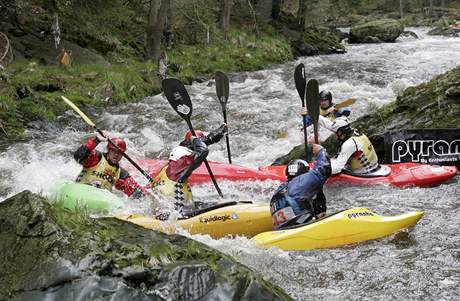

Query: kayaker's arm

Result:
[116,168,146,198]
[330,138,358,175]
[202,123,228,146]
[74,136,102,167]
[177,138,209,183]
[336,107,351,117]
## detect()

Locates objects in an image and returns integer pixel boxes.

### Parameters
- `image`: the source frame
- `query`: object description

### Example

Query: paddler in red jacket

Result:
[152,124,227,211]
[74,133,146,198]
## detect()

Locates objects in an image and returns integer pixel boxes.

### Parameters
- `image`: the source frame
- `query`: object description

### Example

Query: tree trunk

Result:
[146,0,171,60]
[429,0,433,17]
[222,0,233,41]
[255,0,273,22]
[298,0,306,31]
[400,0,404,18]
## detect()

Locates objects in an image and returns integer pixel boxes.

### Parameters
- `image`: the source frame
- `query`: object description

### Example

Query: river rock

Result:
[349,19,404,43]
[0,191,293,301]
[427,26,460,37]
[291,39,319,57]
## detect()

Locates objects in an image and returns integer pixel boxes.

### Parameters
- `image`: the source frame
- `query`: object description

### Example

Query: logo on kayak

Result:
[348,211,374,219]
[176,104,190,115]
[199,214,231,223]
[391,139,460,163]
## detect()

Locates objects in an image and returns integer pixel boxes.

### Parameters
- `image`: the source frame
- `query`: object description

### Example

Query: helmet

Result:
[107,137,127,152]
[285,159,310,180]
[319,90,332,103]
[184,130,206,141]
[169,146,193,161]
[330,116,351,133]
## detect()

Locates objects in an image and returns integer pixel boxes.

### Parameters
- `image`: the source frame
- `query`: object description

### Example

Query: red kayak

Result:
[136,159,457,187]
[259,163,458,188]
[137,159,286,184]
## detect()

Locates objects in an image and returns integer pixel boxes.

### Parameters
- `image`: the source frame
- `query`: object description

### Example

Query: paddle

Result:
[306,79,320,144]
[61,96,154,183]
[321,97,357,116]
[161,78,224,198]
[215,71,232,164]
[294,63,310,161]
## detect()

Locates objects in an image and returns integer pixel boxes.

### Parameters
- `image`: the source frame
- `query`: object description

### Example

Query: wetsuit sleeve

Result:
[74,136,102,167]
[115,167,146,198]
[177,138,209,183]
[301,115,314,127]
[337,108,351,117]
[313,149,332,179]
[331,138,358,174]
[202,124,228,146]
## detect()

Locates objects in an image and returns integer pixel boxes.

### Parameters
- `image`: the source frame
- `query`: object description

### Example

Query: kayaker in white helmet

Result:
[270,144,331,229]
[327,116,380,175]
[151,124,228,213]
[300,107,381,176]
[74,133,146,198]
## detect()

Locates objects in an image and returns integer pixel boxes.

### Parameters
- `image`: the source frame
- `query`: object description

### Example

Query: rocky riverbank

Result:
[0,191,292,301]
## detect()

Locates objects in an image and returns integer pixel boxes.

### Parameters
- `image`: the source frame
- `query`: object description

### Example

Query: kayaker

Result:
[152,124,228,212]
[270,143,331,229]
[318,90,351,120]
[328,116,380,175]
[74,134,146,198]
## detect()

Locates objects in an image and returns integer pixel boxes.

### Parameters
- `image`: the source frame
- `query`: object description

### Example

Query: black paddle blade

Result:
[215,71,229,108]
[306,79,320,143]
[294,63,306,106]
[162,78,193,119]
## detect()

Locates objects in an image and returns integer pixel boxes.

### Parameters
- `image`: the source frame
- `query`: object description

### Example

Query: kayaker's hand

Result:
[96,131,108,143]
[315,212,326,220]
[312,143,324,155]
[300,107,308,116]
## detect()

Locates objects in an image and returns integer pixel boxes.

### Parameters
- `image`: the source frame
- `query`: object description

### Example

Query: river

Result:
[0,28,459,300]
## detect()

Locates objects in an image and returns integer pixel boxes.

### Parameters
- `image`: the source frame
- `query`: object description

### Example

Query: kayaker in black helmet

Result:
[319,90,351,120]
[270,144,331,229]
[74,132,146,198]
[151,124,227,212]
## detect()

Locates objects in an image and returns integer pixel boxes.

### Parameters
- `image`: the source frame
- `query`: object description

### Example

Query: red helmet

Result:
[107,137,127,152]
[183,130,206,141]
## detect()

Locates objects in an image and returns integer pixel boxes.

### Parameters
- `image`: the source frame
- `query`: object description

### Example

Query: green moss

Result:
[303,27,344,53]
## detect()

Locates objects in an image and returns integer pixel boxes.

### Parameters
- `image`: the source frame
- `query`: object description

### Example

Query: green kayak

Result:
[51,181,124,213]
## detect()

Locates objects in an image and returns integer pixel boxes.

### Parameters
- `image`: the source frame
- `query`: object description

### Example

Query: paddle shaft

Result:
[322,97,357,116]
[222,109,232,164]
[186,119,223,198]
[294,64,310,161]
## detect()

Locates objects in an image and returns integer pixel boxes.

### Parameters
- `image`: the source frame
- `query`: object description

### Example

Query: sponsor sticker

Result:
[347,211,374,219]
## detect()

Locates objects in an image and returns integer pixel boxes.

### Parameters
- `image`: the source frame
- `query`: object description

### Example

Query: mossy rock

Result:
[0,191,293,301]
[349,19,404,43]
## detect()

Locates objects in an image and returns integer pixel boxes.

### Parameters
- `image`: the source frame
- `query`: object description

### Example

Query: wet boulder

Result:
[0,191,293,301]
[427,26,460,37]
[349,19,404,43]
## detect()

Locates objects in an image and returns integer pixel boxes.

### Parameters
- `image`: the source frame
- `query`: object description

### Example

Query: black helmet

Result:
[285,159,310,180]
[319,90,332,102]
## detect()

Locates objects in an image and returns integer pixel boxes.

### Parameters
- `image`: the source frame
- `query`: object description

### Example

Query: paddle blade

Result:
[215,71,229,108]
[61,96,96,128]
[294,63,306,105]
[334,97,357,110]
[161,78,193,119]
[306,79,320,143]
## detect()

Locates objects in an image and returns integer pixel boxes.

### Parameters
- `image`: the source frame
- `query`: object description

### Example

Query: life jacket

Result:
[153,165,193,204]
[269,183,301,228]
[348,134,379,173]
[76,154,120,190]
[320,106,336,119]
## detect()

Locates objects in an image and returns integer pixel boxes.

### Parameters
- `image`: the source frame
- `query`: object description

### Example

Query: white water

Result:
[0,28,459,300]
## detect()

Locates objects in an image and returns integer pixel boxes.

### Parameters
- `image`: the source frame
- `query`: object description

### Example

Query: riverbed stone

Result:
[349,19,404,43]
[0,191,293,301]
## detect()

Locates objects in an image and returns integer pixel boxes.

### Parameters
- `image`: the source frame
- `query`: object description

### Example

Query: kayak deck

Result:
[251,207,424,250]
[259,163,457,187]
[116,202,273,239]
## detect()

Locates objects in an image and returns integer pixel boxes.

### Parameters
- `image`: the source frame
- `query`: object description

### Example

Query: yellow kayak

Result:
[251,207,424,250]
[116,201,273,239]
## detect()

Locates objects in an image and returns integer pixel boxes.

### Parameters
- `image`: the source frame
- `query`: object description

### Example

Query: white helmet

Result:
[330,116,351,133]
[168,146,192,161]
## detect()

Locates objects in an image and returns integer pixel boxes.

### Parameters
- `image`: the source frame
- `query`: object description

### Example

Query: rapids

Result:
[0,28,459,300]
